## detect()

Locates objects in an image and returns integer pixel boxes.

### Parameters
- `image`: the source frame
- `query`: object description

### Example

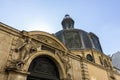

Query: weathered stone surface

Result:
[0,21,120,80]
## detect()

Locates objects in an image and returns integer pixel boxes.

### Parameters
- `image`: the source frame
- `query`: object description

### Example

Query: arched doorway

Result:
[27,56,60,80]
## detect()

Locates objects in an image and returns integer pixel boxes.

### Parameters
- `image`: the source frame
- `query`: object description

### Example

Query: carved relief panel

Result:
[55,50,72,80]
[6,36,40,70]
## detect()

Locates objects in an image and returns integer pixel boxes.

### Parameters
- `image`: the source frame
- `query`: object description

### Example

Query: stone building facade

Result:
[0,15,120,80]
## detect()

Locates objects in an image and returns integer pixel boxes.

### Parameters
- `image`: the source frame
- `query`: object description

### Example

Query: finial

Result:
[65,14,70,18]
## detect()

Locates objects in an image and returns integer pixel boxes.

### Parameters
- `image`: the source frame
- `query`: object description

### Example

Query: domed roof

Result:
[55,15,103,52]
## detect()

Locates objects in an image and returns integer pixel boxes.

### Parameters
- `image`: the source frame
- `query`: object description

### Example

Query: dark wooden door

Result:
[27,56,60,80]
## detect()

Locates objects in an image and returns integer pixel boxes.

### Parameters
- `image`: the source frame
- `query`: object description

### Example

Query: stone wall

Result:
[87,62,109,80]
[0,30,14,80]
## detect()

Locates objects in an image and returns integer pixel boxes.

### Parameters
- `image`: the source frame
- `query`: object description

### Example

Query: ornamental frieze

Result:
[30,34,65,51]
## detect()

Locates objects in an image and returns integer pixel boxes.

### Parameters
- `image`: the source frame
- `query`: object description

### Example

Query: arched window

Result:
[99,56,103,65]
[77,55,82,60]
[104,59,108,68]
[77,55,82,58]
[86,54,94,62]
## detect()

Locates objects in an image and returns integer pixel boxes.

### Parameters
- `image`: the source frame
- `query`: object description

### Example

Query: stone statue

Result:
[6,37,38,70]
[8,37,36,70]
[15,38,34,62]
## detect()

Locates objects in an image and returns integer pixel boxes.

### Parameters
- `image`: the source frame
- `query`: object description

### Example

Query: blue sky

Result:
[1,0,120,55]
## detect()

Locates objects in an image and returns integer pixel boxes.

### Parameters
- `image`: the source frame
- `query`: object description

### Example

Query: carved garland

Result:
[55,50,72,80]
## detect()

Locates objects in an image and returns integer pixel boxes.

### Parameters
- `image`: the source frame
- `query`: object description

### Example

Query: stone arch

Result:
[23,51,66,80]
[86,54,94,62]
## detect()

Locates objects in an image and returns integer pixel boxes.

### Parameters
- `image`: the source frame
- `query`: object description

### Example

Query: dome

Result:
[55,15,103,52]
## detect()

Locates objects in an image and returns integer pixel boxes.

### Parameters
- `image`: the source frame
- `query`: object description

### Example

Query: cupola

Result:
[61,14,74,30]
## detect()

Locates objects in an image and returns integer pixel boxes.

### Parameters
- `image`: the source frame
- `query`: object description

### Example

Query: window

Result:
[99,56,103,65]
[77,55,82,59]
[104,59,108,68]
[86,54,94,62]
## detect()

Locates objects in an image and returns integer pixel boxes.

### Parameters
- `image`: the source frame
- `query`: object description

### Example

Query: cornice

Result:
[0,22,21,37]
[70,48,111,60]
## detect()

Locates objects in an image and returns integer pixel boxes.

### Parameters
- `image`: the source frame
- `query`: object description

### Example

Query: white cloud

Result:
[25,21,54,33]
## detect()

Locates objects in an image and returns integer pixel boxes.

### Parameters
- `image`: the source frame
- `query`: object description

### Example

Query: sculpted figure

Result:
[6,37,37,70]
[55,51,71,72]
[15,38,33,62]
[55,51,72,80]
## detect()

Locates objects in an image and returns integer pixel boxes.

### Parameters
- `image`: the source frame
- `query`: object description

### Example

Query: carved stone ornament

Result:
[55,50,72,80]
[67,73,72,80]
[31,35,65,51]
[6,37,37,70]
